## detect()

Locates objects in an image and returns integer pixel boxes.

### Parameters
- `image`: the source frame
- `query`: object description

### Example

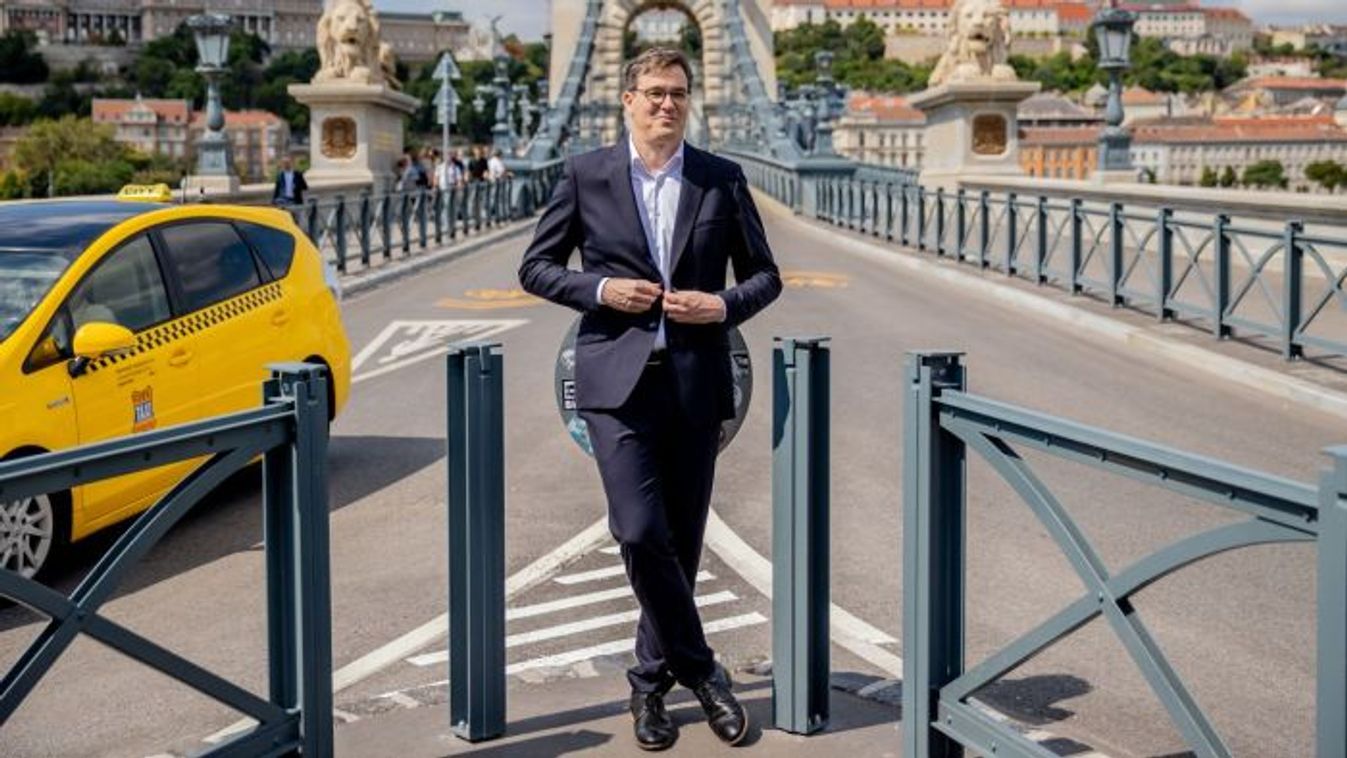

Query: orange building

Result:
[1019,126,1101,180]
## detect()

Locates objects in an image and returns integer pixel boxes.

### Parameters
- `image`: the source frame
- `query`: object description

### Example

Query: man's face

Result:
[281,158,292,171]
[622,65,689,145]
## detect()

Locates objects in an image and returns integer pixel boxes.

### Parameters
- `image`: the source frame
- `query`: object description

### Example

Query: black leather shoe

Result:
[630,691,677,751]
[692,664,749,746]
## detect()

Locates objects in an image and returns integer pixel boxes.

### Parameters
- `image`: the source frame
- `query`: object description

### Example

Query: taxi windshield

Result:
[0,249,72,344]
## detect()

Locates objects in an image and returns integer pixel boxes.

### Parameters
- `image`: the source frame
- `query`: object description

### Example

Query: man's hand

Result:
[663,290,726,324]
[602,278,664,313]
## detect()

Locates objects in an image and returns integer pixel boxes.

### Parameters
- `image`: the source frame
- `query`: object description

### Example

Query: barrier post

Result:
[771,337,831,735]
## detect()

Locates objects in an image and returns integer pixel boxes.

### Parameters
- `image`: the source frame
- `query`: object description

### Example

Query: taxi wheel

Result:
[0,490,70,582]
[304,357,337,423]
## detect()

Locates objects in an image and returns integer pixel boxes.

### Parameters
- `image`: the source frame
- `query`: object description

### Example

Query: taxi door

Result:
[154,221,273,418]
[65,233,202,532]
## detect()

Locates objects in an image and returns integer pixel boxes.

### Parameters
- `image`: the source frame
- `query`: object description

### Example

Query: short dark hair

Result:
[623,47,693,92]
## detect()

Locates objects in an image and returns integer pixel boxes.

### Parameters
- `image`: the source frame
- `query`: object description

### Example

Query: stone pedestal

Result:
[184,174,240,196]
[908,80,1040,192]
[288,83,420,191]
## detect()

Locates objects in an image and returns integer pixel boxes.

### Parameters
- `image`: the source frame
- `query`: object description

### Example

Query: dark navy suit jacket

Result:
[519,141,781,426]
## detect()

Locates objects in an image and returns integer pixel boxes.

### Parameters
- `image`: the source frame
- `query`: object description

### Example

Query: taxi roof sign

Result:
[117,183,174,203]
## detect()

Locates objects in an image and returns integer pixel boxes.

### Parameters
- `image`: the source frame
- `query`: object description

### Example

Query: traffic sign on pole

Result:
[433,52,462,83]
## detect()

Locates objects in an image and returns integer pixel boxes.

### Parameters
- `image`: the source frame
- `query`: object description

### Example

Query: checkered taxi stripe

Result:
[88,282,284,373]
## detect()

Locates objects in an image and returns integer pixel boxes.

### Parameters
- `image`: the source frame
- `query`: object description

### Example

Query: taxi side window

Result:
[158,222,262,313]
[236,222,296,280]
[68,235,172,333]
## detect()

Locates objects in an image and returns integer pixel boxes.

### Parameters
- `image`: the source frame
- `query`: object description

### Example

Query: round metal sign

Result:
[553,317,754,457]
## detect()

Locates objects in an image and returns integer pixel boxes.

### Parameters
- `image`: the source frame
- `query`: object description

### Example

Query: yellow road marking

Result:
[436,288,544,310]
[782,270,850,289]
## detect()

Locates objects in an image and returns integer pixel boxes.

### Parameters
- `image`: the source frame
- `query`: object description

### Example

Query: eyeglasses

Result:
[632,87,689,106]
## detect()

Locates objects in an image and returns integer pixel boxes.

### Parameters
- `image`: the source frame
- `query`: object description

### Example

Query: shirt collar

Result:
[628,135,684,179]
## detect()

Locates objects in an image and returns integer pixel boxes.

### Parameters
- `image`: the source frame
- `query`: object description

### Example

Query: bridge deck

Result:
[0,194,1339,757]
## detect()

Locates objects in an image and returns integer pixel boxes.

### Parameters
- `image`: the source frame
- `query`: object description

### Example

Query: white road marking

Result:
[503,612,767,676]
[384,692,421,709]
[702,509,903,675]
[508,571,714,622]
[856,678,900,698]
[350,319,529,384]
[204,515,613,746]
[553,564,627,585]
[405,590,740,667]
[388,613,769,695]
[599,545,621,555]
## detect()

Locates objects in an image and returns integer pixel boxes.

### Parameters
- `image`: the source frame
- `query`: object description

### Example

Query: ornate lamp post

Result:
[1093,3,1136,182]
[473,53,516,155]
[187,12,237,193]
[811,50,844,156]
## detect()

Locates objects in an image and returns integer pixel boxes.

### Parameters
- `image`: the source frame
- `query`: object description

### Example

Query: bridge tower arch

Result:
[548,0,777,148]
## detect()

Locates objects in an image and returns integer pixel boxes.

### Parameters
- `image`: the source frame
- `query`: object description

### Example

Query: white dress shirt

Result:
[597,136,684,352]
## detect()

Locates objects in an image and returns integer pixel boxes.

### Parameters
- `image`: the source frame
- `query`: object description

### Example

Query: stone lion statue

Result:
[929,0,1017,87]
[315,0,398,87]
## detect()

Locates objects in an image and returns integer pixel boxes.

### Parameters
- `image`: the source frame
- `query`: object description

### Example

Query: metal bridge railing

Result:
[0,364,333,756]
[290,160,566,277]
[903,351,1346,758]
[792,171,1347,361]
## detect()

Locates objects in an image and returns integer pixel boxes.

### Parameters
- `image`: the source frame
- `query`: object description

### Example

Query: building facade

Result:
[833,92,926,168]
[1130,115,1347,190]
[0,0,469,63]
[1268,24,1347,56]
[1020,126,1099,179]
[93,96,193,160]
[93,97,287,182]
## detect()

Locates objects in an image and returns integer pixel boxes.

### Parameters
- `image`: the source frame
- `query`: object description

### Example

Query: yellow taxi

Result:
[0,197,350,579]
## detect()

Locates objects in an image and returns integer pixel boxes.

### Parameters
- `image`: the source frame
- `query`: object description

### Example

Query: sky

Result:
[371,0,1347,43]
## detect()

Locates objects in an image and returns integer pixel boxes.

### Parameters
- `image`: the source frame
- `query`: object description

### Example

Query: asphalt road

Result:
[0,193,1341,757]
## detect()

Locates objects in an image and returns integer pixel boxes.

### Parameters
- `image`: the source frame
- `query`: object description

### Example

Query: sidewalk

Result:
[334,220,536,299]
[334,669,902,757]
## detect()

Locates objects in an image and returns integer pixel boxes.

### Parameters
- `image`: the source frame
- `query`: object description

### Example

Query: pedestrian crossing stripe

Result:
[406,590,741,667]
[350,318,528,384]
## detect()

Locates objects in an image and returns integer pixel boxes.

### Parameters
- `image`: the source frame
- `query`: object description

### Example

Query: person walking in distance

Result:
[518,47,781,751]
[272,156,308,206]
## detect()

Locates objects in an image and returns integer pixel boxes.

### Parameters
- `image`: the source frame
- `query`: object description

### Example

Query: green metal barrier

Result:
[771,337,831,735]
[446,343,506,742]
[0,363,333,756]
[903,350,1344,758]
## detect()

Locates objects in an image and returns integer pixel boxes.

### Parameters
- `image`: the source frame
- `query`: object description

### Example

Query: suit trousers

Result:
[580,356,720,694]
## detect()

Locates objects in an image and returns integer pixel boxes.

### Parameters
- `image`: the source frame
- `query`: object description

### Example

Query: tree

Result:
[1199,165,1218,187]
[256,48,321,134]
[37,71,94,120]
[1219,165,1237,188]
[0,93,36,126]
[14,116,132,197]
[1305,160,1345,193]
[0,30,48,84]
[775,17,929,94]
[1241,160,1286,189]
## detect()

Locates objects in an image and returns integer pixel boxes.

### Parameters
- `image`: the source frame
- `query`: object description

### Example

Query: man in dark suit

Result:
[519,47,781,751]
[272,157,308,206]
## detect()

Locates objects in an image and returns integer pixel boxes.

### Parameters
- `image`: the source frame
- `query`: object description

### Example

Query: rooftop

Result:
[845,92,926,122]
[1018,92,1101,123]
[1229,76,1347,92]
[189,109,287,129]
[1131,115,1347,144]
[1121,86,1168,106]
[92,97,192,124]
